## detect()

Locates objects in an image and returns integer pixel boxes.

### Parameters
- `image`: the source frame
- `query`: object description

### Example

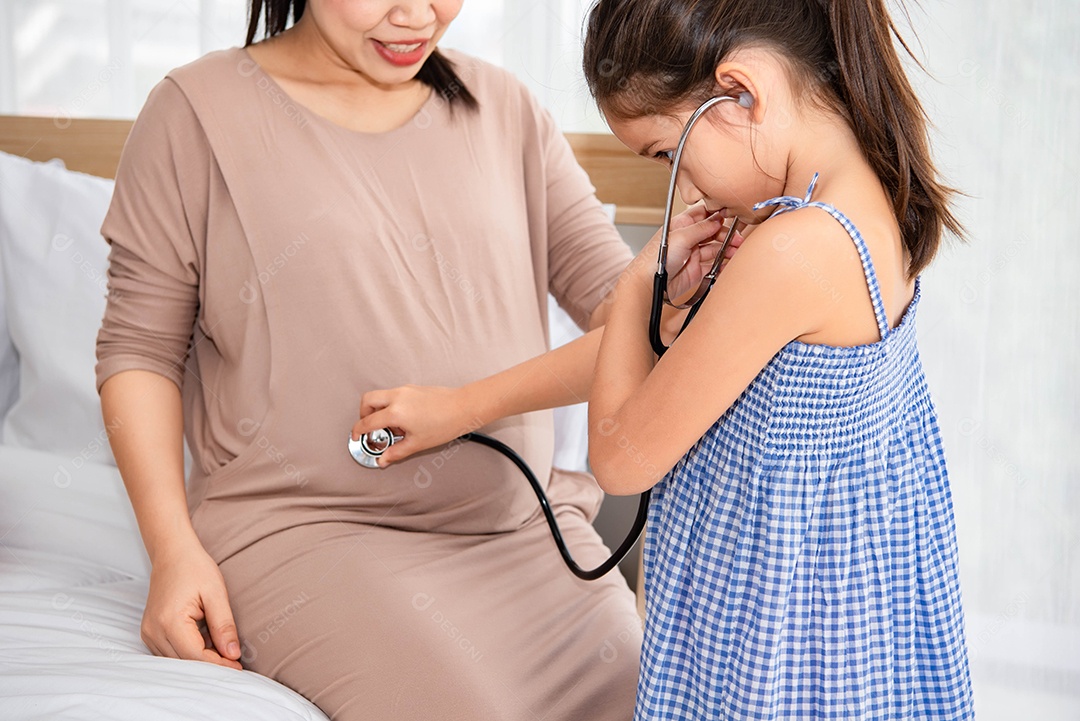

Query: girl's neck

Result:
[783,107,877,200]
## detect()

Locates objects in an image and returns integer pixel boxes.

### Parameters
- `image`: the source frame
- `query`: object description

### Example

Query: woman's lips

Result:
[372,39,429,67]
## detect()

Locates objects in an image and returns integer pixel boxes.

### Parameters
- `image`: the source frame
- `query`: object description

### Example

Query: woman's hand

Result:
[351,385,474,467]
[141,537,243,670]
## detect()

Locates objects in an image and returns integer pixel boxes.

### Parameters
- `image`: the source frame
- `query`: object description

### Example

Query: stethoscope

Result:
[349,429,645,581]
[349,95,743,581]
[649,93,747,358]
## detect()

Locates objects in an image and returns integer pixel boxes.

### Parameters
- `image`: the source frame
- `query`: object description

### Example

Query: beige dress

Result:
[95,47,642,720]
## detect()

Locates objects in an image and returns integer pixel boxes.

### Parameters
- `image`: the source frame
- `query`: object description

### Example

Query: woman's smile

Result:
[371,38,429,66]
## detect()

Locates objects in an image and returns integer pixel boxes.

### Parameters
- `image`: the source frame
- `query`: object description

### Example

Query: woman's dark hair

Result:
[245,0,478,111]
[583,0,962,277]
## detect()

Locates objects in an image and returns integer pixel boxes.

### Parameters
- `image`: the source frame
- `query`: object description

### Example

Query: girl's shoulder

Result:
[739,200,897,347]
[744,201,865,279]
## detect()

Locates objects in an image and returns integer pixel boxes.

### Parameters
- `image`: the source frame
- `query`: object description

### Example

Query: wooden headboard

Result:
[0,114,671,227]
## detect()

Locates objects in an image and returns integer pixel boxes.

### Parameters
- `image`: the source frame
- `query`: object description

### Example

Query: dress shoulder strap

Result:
[754,173,891,340]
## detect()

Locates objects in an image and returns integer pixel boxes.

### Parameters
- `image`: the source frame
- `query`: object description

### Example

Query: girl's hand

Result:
[142,537,243,670]
[643,206,746,302]
[351,385,474,466]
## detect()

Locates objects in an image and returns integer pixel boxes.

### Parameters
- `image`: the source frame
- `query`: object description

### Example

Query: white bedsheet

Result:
[0,445,330,720]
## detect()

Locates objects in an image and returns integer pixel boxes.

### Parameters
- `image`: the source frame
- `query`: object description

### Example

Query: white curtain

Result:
[0,0,605,130]
[3,0,1078,716]
[910,3,1080,716]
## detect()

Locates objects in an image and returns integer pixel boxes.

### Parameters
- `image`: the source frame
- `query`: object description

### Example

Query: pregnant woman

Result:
[95,1,646,718]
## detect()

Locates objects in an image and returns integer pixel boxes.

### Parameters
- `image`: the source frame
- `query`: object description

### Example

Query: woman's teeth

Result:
[380,41,423,53]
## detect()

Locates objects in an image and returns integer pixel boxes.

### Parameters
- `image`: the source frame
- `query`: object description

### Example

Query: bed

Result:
[0,114,667,719]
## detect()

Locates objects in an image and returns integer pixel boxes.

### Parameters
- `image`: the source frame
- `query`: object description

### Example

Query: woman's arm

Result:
[94,77,243,668]
[101,370,242,669]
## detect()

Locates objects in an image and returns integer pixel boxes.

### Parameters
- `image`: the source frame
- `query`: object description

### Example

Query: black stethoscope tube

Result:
[650,262,724,359]
[350,428,648,581]
[649,271,669,359]
[461,432,650,581]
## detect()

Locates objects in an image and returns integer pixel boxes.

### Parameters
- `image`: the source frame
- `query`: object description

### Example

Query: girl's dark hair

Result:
[583,0,962,277]
[245,0,478,111]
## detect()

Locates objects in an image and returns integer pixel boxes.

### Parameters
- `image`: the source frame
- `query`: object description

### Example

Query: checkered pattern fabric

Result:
[636,175,974,720]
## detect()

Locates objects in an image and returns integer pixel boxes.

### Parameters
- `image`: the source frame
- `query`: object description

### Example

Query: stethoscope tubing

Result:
[351,429,648,581]
[462,433,649,581]
[651,95,742,358]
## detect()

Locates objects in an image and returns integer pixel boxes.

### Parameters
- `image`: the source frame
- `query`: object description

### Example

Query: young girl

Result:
[583,0,974,718]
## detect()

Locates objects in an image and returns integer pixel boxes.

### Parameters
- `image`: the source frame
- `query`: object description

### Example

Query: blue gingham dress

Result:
[637,175,974,720]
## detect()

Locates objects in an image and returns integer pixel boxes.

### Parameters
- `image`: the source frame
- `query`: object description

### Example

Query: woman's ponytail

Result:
[827,0,962,276]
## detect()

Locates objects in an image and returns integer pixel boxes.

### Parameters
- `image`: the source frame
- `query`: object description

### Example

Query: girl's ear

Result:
[714,62,765,124]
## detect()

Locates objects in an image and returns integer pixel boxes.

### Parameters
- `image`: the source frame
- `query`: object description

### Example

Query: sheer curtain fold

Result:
[2,0,1077,717]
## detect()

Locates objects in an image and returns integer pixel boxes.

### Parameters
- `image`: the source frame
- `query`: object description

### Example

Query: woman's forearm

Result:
[100,370,199,563]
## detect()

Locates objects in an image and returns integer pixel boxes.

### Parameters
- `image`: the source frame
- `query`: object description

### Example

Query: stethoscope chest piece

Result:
[349,428,403,469]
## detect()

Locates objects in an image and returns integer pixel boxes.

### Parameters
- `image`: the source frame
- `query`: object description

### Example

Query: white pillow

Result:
[0,444,149,581]
[0,151,116,466]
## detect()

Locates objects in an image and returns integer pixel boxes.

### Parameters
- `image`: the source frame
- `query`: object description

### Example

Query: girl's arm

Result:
[350,207,732,467]
[588,210,841,495]
[351,327,602,466]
